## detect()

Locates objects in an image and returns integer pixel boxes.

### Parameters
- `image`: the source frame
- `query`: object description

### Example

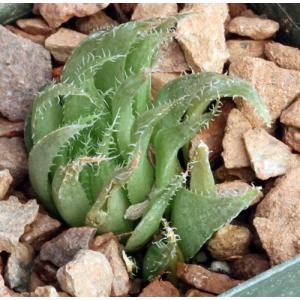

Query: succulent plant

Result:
[26,15,270,280]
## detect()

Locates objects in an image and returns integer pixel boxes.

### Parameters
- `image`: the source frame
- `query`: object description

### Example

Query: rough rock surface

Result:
[222,108,252,168]
[280,98,300,128]
[31,285,59,297]
[191,100,235,162]
[0,118,24,138]
[0,169,13,199]
[0,197,39,253]
[185,289,215,297]
[139,279,180,297]
[21,212,61,250]
[228,3,248,18]
[45,28,87,63]
[244,128,292,180]
[16,18,53,35]
[254,166,300,265]
[75,11,118,34]
[0,274,18,297]
[229,57,300,128]
[0,26,51,121]
[214,166,256,184]
[177,4,229,73]
[230,254,270,280]
[0,137,27,185]
[227,40,266,62]
[39,227,96,267]
[151,72,179,100]
[265,42,300,71]
[207,224,252,260]
[34,3,109,28]
[152,40,188,73]
[5,25,46,45]
[131,3,177,20]
[4,243,34,292]
[283,126,300,153]
[57,249,113,297]
[177,263,241,294]
[228,16,279,40]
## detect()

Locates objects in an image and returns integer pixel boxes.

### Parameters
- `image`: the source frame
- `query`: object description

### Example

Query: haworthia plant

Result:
[26,15,270,280]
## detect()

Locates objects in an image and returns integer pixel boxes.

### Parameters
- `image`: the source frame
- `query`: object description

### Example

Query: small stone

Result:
[131,3,177,20]
[230,254,270,280]
[185,288,215,297]
[214,166,256,184]
[93,238,129,296]
[229,57,300,127]
[209,261,231,275]
[21,212,61,250]
[0,197,39,253]
[4,243,34,292]
[0,169,13,199]
[191,100,235,163]
[139,279,180,297]
[177,263,241,294]
[34,3,109,28]
[265,42,300,71]
[227,16,279,40]
[254,165,300,265]
[177,4,229,73]
[151,72,179,100]
[31,286,59,297]
[91,232,115,250]
[228,3,248,18]
[5,25,46,45]
[0,26,51,121]
[33,258,58,285]
[0,117,24,138]
[76,11,118,34]
[45,28,87,63]
[222,109,252,169]
[57,249,113,297]
[152,40,188,73]
[0,137,27,185]
[280,98,300,129]
[227,40,266,62]
[207,224,252,261]
[244,128,292,180]
[283,126,300,153]
[16,18,53,35]
[40,227,96,267]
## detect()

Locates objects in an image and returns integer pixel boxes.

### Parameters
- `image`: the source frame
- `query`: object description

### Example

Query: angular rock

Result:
[57,249,113,297]
[76,11,118,34]
[244,128,292,180]
[0,197,39,253]
[151,72,179,100]
[191,100,235,162]
[227,16,279,40]
[45,28,87,63]
[214,166,256,184]
[0,137,27,185]
[0,169,13,199]
[265,42,300,71]
[34,3,109,28]
[229,57,300,127]
[39,227,96,267]
[228,3,248,18]
[177,4,229,73]
[207,224,252,260]
[31,286,59,297]
[5,25,46,45]
[152,40,188,73]
[222,108,252,168]
[131,3,177,20]
[209,261,231,275]
[4,243,34,292]
[254,166,300,264]
[227,40,266,62]
[230,254,270,280]
[185,288,215,297]
[92,238,129,297]
[0,26,51,121]
[21,212,61,250]
[139,279,180,297]
[0,117,24,138]
[91,232,115,250]
[16,18,53,35]
[177,263,241,294]
[283,126,300,153]
[280,98,300,128]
